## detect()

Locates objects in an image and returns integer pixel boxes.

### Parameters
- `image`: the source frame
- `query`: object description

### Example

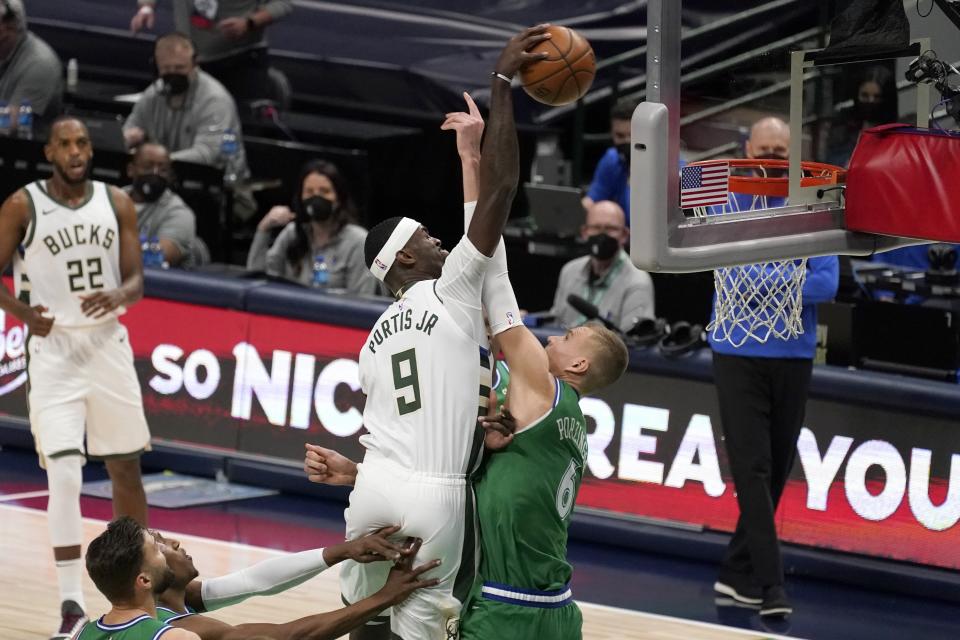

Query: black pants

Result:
[712,352,813,587]
[202,47,273,107]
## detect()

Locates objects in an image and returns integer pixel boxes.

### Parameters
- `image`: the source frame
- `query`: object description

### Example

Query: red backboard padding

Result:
[845,124,960,242]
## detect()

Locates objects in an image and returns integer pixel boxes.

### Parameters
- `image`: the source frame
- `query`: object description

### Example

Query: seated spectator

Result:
[123,32,249,178]
[247,160,378,294]
[825,65,898,168]
[548,200,654,332]
[126,142,209,268]
[582,97,634,220]
[130,0,294,107]
[0,0,62,132]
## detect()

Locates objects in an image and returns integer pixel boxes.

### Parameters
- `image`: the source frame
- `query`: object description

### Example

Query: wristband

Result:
[491,72,512,84]
[246,15,257,31]
[138,5,154,14]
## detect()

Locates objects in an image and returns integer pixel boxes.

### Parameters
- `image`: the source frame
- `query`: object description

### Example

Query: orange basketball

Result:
[520,25,596,106]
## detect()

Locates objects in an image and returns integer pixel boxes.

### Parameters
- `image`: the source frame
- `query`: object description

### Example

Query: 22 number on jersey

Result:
[66,258,105,292]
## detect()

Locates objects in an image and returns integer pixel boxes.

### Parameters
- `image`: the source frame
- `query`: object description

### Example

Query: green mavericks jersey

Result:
[492,359,510,411]
[156,606,195,624]
[77,614,174,640]
[474,377,587,590]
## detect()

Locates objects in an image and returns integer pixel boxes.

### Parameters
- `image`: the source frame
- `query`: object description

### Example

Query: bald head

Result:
[582,200,628,248]
[746,117,790,160]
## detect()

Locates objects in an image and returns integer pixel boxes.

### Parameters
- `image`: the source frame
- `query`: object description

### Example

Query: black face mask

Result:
[302,196,335,222]
[133,174,168,202]
[161,73,190,96]
[615,142,631,170]
[587,233,620,261]
[855,100,884,124]
[752,153,789,178]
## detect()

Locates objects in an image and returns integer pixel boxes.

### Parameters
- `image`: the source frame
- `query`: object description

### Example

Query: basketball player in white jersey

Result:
[338,26,551,640]
[0,116,150,639]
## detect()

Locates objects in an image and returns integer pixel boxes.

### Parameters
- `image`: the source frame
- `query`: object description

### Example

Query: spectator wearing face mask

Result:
[130,0,293,106]
[826,65,898,168]
[123,32,249,178]
[548,200,654,332]
[125,142,209,268]
[581,97,635,222]
[246,159,378,294]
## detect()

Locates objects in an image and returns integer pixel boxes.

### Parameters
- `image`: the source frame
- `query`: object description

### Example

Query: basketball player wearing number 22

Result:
[0,116,150,640]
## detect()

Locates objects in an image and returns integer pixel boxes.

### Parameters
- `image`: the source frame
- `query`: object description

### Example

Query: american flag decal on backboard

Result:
[680,163,729,208]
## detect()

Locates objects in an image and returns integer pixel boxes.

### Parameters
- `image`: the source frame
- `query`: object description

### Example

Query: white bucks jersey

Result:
[359,237,492,476]
[14,180,123,327]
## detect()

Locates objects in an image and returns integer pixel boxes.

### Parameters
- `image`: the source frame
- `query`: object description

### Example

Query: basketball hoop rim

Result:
[689,158,846,198]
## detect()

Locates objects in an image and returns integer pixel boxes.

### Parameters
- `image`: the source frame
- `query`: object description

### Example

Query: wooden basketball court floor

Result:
[0,501,798,640]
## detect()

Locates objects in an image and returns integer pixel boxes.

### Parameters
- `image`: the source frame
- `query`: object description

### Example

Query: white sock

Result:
[55,558,86,611]
[46,455,86,610]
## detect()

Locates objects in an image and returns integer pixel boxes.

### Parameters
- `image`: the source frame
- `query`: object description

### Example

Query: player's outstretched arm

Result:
[184,527,405,612]
[179,542,441,640]
[0,190,54,336]
[495,326,556,425]
[467,25,550,256]
[442,91,484,204]
[80,186,144,318]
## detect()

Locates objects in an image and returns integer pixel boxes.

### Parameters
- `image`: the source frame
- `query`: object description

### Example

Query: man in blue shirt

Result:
[708,116,839,619]
[582,97,634,222]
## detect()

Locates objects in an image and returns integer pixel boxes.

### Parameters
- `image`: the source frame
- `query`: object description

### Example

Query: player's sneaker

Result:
[760,585,793,618]
[713,571,762,605]
[50,599,87,639]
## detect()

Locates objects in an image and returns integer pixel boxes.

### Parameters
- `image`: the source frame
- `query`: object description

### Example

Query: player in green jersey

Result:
[305,92,629,639]
[305,319,627,640]
[76,516,199,640]
[149,529,439,639]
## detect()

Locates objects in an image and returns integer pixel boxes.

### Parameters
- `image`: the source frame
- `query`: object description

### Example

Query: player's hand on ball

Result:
[495,24,552,79]
[479,408,517,450]
[80,290,125,319]
[304,443,358,485]
[441,92,484,159]
[336,525,408,564]
[380,538,441,606]
[21,305,54,337]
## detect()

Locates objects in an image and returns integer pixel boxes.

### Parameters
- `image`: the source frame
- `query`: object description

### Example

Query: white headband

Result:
[369,217,420,282]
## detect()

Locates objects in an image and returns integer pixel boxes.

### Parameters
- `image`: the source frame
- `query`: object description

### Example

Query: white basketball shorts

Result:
[27,320,151,467]
[340,453,478,640]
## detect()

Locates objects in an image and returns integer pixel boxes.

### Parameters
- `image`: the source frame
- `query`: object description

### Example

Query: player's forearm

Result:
[228,593,392,640]
[199,548,329,611]
[469,78,518,255]
[118,271,144,306]
[0,284,33,321]
[460,154,480,203]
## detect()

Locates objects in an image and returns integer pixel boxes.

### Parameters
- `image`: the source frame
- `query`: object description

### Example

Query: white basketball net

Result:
[696,190,807,347]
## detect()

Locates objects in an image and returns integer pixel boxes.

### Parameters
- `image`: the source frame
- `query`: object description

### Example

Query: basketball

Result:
[520,25,596,106]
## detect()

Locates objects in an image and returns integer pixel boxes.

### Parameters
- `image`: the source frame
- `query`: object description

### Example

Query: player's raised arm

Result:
[467,25,550,256]
[79,186,144,318]
[0,190,54,336]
